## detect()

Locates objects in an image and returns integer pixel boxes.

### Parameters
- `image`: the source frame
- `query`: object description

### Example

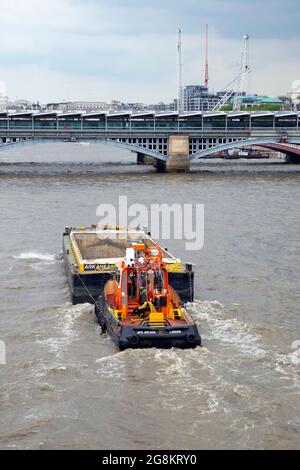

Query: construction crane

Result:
[204,24,209,88]
[177,28,183,113]
[212,33,250,112]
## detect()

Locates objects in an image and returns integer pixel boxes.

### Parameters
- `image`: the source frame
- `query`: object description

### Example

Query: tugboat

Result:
[95,242,201,350]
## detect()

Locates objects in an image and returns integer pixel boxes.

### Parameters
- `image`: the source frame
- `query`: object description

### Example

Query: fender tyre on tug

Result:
[186,333,196,344]
[95,296,107,333]
[128,335,139,346]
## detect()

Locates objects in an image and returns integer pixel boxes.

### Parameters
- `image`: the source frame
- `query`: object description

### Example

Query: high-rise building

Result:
[183,85,220,111]
[0,80,8,109]
[291,80,300,110]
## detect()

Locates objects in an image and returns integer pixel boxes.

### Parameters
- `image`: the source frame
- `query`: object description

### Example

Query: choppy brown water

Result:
[0,141,300,449]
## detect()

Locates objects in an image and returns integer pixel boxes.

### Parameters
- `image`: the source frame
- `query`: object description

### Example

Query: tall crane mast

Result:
[212,33,250,112]
[177,28,183,113]
[204,24,209,89]
[232,33,250,111]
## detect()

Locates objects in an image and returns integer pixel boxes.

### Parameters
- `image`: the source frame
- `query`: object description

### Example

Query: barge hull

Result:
[63,229,194,304]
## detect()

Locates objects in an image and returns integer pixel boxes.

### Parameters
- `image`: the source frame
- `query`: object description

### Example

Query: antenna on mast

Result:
[204,24,209,89]
[177,27,183,113]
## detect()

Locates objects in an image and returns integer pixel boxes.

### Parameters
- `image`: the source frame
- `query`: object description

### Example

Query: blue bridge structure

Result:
[1,109,300,170]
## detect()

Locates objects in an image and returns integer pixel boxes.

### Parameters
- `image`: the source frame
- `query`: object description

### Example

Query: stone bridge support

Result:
[156,135,190,172]
[286,154,300,163]
[136,152,154,165]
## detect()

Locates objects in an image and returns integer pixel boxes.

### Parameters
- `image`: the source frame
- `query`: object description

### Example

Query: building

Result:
[45,102,71,111]
[0,80,8,109]
[278,95,293,111]
[145,101,175,112]
[45,101,109,112]
[182,85,221,111]
[5,98,34,112]
[122,102,144,111]
[291,80,300,110]
[67,101,109,111]
[239,95,283,109]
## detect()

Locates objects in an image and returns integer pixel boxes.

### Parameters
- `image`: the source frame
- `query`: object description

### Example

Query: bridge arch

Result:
[100,138,166,162]
[190,137,282,159]
[0,136,167,162]
[2,135,300,164]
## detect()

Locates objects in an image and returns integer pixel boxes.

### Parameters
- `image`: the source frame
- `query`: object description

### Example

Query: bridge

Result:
[1,109,300,170]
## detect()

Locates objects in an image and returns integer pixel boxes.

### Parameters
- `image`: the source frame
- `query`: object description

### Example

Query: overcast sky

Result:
[0,0,299,103]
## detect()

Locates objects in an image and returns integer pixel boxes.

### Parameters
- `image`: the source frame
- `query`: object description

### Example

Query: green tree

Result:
[220,103,281,112]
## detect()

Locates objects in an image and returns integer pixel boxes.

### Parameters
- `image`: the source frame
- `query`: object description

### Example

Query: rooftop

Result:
[0,110,298,120]
[241,95,283,104]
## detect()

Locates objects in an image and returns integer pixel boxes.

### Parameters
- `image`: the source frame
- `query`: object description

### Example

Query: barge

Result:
[63,225,194,305]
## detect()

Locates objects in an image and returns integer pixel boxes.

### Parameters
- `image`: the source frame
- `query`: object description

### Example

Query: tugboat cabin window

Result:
[115,270,121,286]
[128,271,137,299]
[154,270,164,291]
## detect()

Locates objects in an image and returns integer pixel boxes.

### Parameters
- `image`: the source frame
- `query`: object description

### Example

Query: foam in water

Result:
[96,352,127,380]
[274,347,300,385]
[95,352,124,364]
[58,302,93,326]
[187,300,267,359]
[35,303,94,370]
[51,303,94,351]
[13,252,57,262]
[189,300,300,387]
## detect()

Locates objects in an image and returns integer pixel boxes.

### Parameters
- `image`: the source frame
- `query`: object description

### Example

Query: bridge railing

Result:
[0,126,299,133]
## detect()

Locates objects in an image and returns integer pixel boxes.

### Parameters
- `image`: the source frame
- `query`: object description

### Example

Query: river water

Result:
[0,141,299,449]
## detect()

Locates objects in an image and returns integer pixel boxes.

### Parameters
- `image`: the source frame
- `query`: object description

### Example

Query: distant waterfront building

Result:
[45,101,109,111]
[0,80,8,109]
[45,102,71,111]
[278,95,293,111]
[110,100,122,111]
[121,102,144,111]
[14,99,32,108]
[45,100,162,113]
[45,101,110,112]
[291,80,300,110]
[2,89,289,114]
[67,101,109,111]
[239,95,283,109]
[32,101,43,111]
[146,101,176,112]
[5,98,33,112]
[110,101,145,111]
[182,85,221,111]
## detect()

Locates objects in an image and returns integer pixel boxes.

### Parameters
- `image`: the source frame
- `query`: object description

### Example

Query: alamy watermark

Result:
[0,340,6,365]
[96,196,204,251]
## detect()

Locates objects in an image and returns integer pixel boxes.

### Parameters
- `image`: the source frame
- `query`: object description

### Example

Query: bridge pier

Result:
[286,154,300,163]
[136,152,153,165]
[159,135,190,172]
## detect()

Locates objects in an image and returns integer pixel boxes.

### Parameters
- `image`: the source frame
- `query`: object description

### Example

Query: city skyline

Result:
[0,0,299,103]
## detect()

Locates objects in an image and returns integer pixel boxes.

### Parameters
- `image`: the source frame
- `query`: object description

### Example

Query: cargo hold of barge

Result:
[63,226,194,305]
